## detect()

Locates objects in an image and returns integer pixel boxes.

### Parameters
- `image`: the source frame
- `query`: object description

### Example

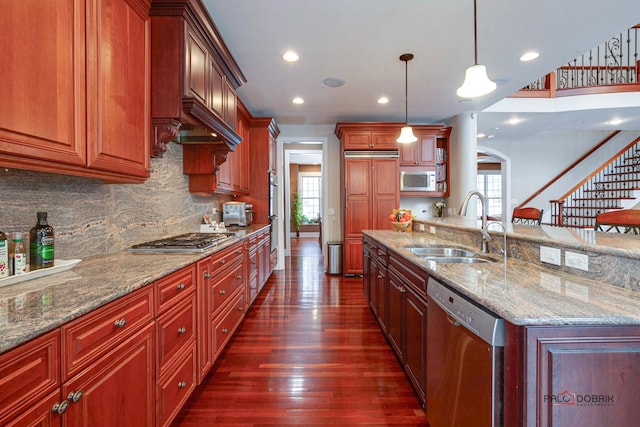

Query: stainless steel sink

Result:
[423,256,495,264]
[409,247,476,257]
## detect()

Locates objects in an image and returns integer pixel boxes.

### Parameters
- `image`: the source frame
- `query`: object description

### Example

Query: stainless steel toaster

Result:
[222,202,253,226]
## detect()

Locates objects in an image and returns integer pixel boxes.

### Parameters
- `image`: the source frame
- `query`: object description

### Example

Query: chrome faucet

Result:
[458,190,489,253]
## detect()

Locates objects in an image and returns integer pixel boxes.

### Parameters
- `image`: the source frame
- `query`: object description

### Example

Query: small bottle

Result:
[0,230,8,278]
[30,212,55,270]
[10,233,27,275]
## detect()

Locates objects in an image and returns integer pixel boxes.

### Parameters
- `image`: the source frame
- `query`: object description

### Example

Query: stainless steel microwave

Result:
[400,170,436,192]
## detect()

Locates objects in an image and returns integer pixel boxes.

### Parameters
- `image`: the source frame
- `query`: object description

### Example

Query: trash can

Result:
[327,241,343,275]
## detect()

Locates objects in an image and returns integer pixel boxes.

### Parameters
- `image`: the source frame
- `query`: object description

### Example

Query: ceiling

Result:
[202,0,640,143]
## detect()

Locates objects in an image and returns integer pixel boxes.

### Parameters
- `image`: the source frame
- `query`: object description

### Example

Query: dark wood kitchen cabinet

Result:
[399,126,451,197]
[362,237,428,406]
[216,101,250,195]
[150,0,246,192]
[505,323,640,427]
[0,0,151,183]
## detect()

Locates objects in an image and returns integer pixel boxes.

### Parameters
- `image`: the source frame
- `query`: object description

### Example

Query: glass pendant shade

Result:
[456,64,496,98]
[397,125,417,144]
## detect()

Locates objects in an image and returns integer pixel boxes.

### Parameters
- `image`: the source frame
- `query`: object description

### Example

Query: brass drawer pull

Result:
[114,318,126,328]
[222,328,228,334]
[177,283,186,290]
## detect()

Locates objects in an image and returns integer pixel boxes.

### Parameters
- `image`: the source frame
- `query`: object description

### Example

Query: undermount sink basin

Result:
[423,256,496,264]
[409,247,476,257]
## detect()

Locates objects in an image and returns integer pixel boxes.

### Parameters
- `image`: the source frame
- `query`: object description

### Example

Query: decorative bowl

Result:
[391,220,412,232]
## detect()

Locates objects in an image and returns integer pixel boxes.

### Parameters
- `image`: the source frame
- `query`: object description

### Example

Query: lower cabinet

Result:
[0,229,273,426]
[363,236,427,406]
[63,323,155,427]
[506,323,640,427]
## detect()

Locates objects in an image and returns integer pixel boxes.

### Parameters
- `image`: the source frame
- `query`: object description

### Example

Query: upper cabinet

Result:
[150,0,246,183]
[0,0,151,183]
[399,126,451,197]
[337,124,400,151]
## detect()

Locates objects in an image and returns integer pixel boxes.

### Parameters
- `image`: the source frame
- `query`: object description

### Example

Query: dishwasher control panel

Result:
[427,277,504,346]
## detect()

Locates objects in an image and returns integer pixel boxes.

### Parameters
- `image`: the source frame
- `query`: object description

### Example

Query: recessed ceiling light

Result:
[282,50,299,62]
[487,134,495,139]
[607,118,624,125]
[377,97,389,104]
[520,51,540,62]
[292,97,304,104]
[507,118,522,125]
[477,133,486,138]
[322,77,345,88]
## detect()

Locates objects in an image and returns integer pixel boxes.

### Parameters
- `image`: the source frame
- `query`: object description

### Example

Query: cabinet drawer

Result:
[212,261,244,315]
[62,286,154,380]
[157,295,196,376]
[389,254,427,297]
[211,244,243,275]
[157,346,196,427]
[0,330,60,425]
[155,265,195,315]
[213,290,245,358]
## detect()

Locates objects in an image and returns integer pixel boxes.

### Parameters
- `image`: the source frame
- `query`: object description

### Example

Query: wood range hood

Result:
[149,0,246,182]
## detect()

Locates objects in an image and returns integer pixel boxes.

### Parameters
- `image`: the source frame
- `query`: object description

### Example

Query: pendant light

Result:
[397,53,417,144]
[456,0,496,98]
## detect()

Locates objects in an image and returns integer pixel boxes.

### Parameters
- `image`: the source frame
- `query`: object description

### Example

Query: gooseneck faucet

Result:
[458,190,490,253]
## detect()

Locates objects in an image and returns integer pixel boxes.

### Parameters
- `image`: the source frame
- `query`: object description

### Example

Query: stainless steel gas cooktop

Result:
[129,232,236,253]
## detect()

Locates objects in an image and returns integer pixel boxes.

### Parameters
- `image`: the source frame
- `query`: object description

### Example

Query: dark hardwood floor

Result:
[173,237,427,426]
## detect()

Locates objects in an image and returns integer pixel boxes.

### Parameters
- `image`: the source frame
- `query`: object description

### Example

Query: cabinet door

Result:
[86,0,150,178]
[4,390,61,427]
[405,286,427,404]
[375,262,388,333]
[344,238,364,276]
[0,0,86,166]
[63,323,155,427]
[209,60,224,118]
[372,158,399,231]
[387,269,405,359]
[523,326,640,427]
[184,27,208,103]
[399,143,418,166]
[371,131,398,150]
[223,80,237,130]
[344,159,371,238]
[418,135,436,165]
[0,330,60,426]
[343,132,371,149]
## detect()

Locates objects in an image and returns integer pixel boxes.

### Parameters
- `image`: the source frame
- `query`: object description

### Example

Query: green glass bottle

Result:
[30,212,54,270]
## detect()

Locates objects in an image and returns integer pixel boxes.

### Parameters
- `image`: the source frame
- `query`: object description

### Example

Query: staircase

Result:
[551,136,640,227]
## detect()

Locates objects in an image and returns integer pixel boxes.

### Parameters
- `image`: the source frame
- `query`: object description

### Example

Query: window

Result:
[299,174,321,221]
[476,172,502,219]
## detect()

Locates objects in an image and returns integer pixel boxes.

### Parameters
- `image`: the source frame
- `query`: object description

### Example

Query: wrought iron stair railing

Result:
[550,136,640,227]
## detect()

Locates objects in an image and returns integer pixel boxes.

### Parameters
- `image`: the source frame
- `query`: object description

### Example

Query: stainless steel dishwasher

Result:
[426,277,504,427]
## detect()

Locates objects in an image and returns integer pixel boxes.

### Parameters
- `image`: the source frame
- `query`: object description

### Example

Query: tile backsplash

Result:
[0,143,228,259]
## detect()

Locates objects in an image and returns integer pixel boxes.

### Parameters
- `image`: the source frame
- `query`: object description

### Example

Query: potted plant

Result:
[292,193,304,237]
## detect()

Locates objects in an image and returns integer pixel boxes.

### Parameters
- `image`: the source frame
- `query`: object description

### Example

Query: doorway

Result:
[283,144,324,257]
[477,147,511,222]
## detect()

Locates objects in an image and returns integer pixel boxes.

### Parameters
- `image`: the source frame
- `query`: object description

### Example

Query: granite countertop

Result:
[364,229,640,327]
[0,224,270,354]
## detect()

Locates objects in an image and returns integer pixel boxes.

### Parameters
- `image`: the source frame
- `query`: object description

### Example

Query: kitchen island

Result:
[363,219,640,427]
